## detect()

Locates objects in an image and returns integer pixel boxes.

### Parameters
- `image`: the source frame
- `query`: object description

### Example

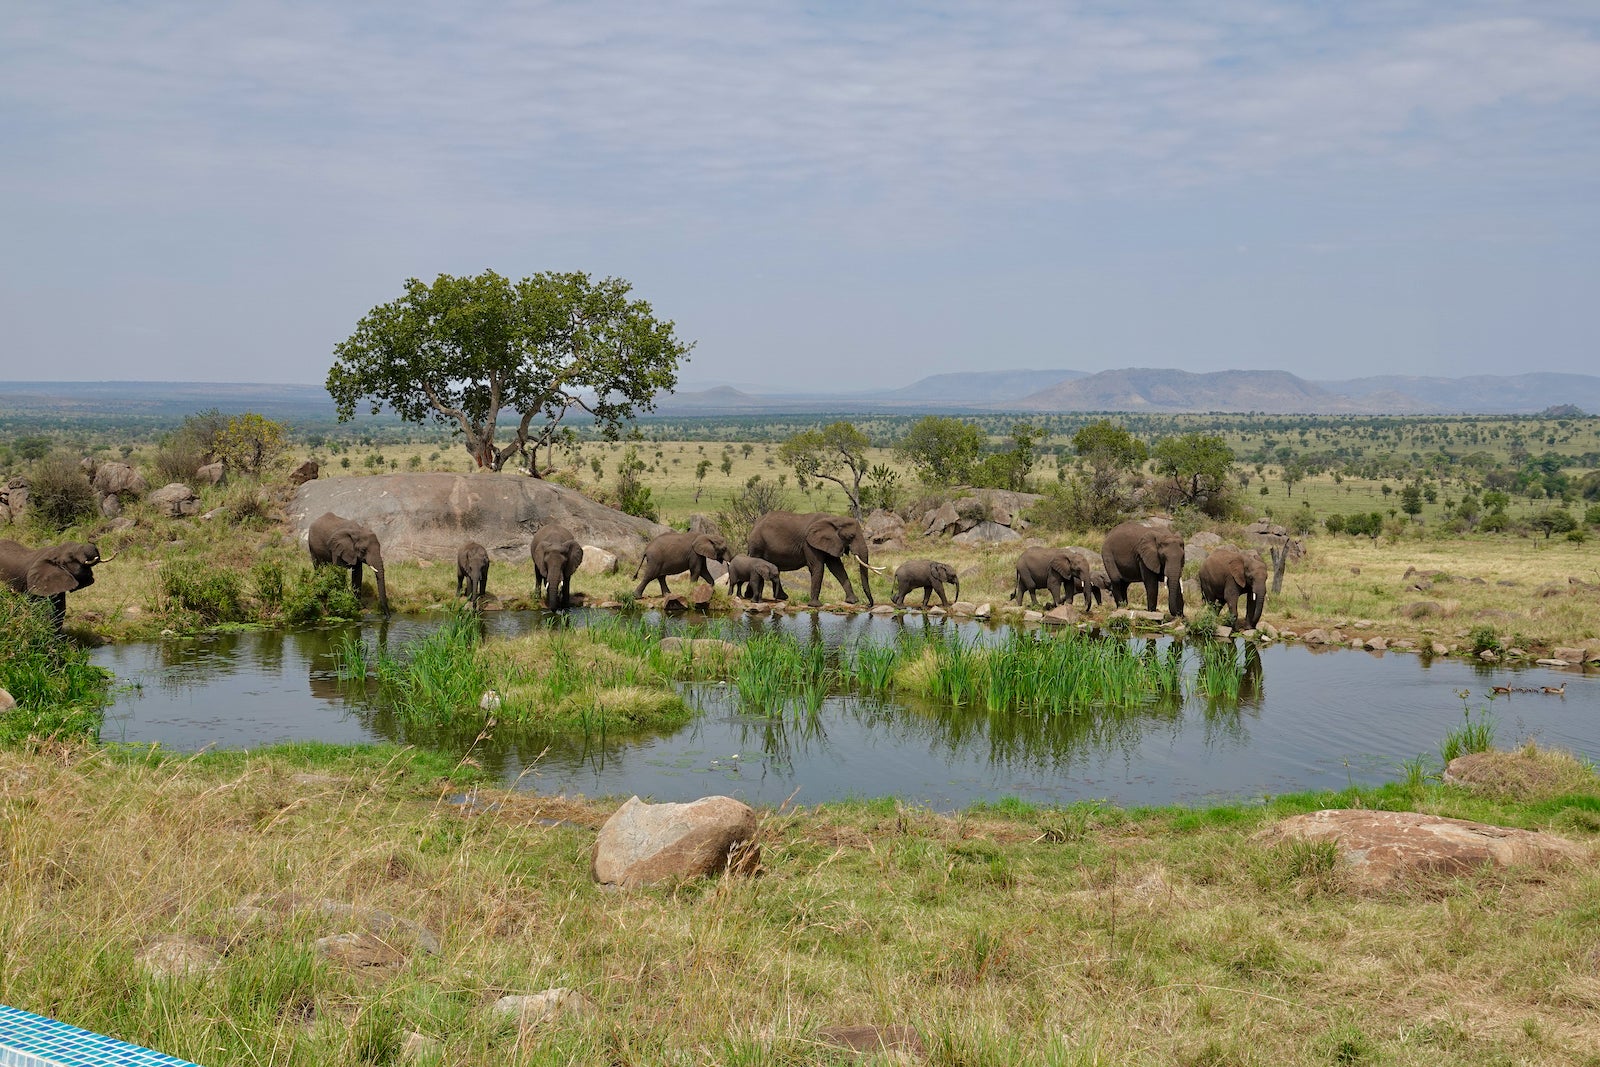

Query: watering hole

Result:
[93,611,1600,809]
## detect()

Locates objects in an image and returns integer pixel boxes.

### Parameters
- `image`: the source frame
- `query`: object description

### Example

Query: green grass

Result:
[0,591,114,743]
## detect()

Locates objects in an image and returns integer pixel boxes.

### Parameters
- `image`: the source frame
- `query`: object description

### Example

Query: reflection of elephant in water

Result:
[1101,520,1185,617]
[531,524,583,610]
[726,554,780,602]
[456,541,490,606]
[0,538,110,630]
[632,531,731,597]
[1198,547,1267,629]
[747,511,874,606]
[1010,546,1093,611]
[308,513,389,614]
[892,559,960,609]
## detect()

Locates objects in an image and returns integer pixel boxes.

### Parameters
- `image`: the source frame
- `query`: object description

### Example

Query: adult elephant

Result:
[456,541,490,607]
[307,512,389,614]
[892,559,960,609]
[726,554,780,602]
[1010,546,1094,611]
[1198,547,1267,629]
[0,539,111,630]
[746,511,874,606]
[632,531,731,597]
[531,523,584,610]
[1101,520,1184,617]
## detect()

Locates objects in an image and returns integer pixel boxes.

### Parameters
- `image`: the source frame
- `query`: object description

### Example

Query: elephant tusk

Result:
[97,549,118,564]
[852,554,887,574]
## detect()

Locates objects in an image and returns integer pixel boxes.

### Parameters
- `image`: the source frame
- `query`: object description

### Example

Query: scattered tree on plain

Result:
[896,416,981,485]
[327,270,692,473]
[779,422,872,519]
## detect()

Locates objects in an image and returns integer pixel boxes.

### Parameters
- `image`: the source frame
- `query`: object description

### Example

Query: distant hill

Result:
[7,369,1600,421]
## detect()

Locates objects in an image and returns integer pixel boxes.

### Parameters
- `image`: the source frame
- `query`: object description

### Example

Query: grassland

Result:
[0,739,1596,1066]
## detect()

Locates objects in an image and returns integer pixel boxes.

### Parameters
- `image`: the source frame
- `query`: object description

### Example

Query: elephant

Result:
[746,511,875,606]
[456,541,490,606]
[1198,546,1268,630]
[1010,546,1094,611]
[632,531,731,597]
[892,559,960,609]
[1101,520,1185,617]
[0,539,110,630]
[1065,547,1110,607]
[531,523,584,610]
[726,553,780,602]
[307,512,389,614]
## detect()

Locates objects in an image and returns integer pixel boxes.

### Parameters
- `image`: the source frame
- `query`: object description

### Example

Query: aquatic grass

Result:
[1441,705,1497,764]
[890,630,1186,716]
[0,591,114,743]
[1191,640,1245,703]
[734,631,830,715]
[336,607,489,724]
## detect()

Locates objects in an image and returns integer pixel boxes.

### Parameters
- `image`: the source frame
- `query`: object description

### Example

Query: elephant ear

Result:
[329,531,361,567]
[805,520,845,558]
[26,556,78,595]
[1137,538,1162,574]
[936,563,955,582]
[1228,553,1249,587]
[692,535,717,559]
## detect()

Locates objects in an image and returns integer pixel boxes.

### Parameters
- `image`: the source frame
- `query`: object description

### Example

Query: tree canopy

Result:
[327,270,692,472]
[1152,432,1235,516]
[896,416,981,485]
[779,422,872,518]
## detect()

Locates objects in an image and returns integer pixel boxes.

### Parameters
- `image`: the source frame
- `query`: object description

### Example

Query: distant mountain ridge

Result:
[5,370,1597,419]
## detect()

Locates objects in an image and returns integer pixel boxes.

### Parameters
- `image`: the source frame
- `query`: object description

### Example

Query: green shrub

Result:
[1478,509,1509,532]
[283,565,361,624]
[27,454,97,530]
[1468,625,1501,655]
[251,559,285,612]
[160,561,248,624]
[0,591,112,742]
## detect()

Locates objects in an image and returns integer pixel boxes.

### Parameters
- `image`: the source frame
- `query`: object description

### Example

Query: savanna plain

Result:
[3,407,1600,1065]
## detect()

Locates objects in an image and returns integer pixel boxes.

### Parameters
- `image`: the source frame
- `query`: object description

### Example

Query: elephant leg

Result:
[920,586,932,608]
[352,562,364,597]
[50,592,66,631]
[936,584,950,608]
[822,555,858,604]
[1142,575,1161,613]
[768,573,789,601]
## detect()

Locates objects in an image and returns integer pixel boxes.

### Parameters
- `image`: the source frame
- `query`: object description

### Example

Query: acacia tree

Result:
[1152,432,1235,516]
[896,416,981,486]
[779,421,872,519]
[327,270,692,473]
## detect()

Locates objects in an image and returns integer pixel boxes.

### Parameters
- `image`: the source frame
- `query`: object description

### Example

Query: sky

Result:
[1,2,1597,392]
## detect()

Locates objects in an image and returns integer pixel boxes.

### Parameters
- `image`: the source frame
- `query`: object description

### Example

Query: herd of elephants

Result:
[0,508,1269,635]
[1,507,1270,634]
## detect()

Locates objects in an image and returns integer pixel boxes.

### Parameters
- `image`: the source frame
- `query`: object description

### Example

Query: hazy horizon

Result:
[3,3,1597,390]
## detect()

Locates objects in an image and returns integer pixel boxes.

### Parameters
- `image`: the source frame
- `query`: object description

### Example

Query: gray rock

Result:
[194,461,226,486]
[288,460,320,486]
[289,473,666,563]
[952,521,1021,544]
[921,501,960,538]
[149,482,201,517]
[98,494,121,519]
[92,461,148,498]
[491,989,595,1027]
[577,546,618,575]
[0,688,14,711]
[137,936,221,979]
[316,900,440,955]
[592,795,758,888]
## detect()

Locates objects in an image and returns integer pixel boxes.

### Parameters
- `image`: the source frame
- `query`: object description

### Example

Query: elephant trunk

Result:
[855,549,873,607]
[1167,572,1184,617]
[373,560,389,615]
[952,577,960,604]
[1247,579,1266,629]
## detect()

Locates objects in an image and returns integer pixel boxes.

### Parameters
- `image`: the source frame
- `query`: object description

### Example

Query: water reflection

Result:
[93,610,1600,808]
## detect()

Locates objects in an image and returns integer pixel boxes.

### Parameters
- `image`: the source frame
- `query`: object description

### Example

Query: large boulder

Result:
[194,461,226,486]
[92,461,148,499]
[288,473,667,563]
[1245,519,1305,562]
[1,478,29,524]
[952,521,1021,545]
[592,795,759,888]
[149,482,201,517]
[863,509,906,551]
[288,460,320,486]
[921,501,960,538]
[1253,809,1586,891]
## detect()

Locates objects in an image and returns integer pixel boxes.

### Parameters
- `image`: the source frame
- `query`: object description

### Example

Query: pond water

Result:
[92,611,1600,810]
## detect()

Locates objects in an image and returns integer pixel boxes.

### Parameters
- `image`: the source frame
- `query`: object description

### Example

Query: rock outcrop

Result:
[1253,809,1586,891]
[149,482,201,517]
[288,473,667,563]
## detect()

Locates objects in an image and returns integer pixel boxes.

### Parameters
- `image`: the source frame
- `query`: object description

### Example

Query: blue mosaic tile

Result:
[0,1005,202,1067]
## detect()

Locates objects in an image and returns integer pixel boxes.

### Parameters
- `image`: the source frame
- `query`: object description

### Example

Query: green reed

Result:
[734,631,830,715]
[1192,640,1245,703]
[0,591,114,742]
[336,607,488,723]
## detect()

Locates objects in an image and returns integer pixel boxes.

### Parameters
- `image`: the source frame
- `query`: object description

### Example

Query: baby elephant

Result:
[456,541,490,606]
[892,559,960,609]
[726,553,780,602]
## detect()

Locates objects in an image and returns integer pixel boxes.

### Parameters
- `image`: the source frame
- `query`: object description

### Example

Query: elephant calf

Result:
[531,523,584,610]
[726,554,780,602]
[892,559,960,609]
[1198,547,1268,630]
[456,541,490,606]
[1011,546,1093,611]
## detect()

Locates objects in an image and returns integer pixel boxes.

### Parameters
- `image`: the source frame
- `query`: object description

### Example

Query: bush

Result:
[1586,503,1600,527]
[0,591,112,741]
[715,477,794,551]
[160,561,247,624]
[1468,625,1501,655]
[283,565,361,625]
[1478,509,1510,532]
[27,454,97,530]
[251,559,285,613]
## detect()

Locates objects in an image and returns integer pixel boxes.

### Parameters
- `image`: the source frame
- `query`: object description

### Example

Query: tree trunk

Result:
[1270,540,1288,595]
